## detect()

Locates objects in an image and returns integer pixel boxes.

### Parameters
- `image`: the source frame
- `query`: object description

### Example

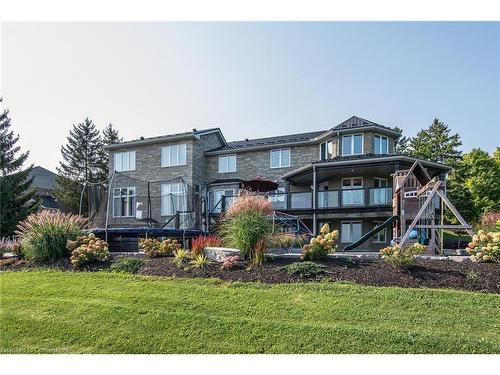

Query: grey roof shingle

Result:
[331,116,395,132]
[29,166,57,190]
[208,130,325,152]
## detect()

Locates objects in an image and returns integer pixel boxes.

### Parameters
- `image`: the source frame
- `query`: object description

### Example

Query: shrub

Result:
[281,261,327,278]
[68,233,110,267]
[301,224,338,261]
[220,255,240,270]
[268,234,304,249]
[479,211,500,232]
[172,249,189,268]
[0,237,22,258]
[380,243,426,268]
[191,235,223,256]
[220,208,272,261]
[190,254,211,269]
[224,191,273,218]
[15,211,87,262]
[466,229,500,262]
[110,258,144,273]
[139,237,180,257]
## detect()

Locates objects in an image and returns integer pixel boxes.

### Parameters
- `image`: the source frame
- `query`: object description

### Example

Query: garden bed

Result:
[2,254,499,294]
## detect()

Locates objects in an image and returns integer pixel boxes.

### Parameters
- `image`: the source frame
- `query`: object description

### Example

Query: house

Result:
[104,116,452,251]
[28,166,60,210]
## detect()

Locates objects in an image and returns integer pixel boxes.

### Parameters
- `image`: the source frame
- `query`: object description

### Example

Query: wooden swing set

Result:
[392,161,474,255]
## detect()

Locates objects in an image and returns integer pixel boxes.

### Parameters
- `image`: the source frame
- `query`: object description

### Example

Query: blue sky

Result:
[2,22,499,171]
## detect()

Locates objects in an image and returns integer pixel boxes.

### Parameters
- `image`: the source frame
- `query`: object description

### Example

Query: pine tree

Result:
[0,98,36,236]
[102,123,122,146]
[408,118,462,167]
[392,126,410,155]
[53,118,105,214]
[98,123,122,180]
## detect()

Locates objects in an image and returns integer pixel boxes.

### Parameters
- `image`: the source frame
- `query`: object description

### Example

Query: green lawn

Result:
[1,270,499,353]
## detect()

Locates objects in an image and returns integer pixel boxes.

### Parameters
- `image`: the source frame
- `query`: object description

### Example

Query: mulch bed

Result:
[1,255,499,294]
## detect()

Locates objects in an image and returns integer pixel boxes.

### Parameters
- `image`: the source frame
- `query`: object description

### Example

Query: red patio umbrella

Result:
[242,177,279,192]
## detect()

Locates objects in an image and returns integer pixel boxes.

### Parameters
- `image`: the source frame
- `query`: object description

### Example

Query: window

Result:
[218,155,237,173]
[320,140,333,160]
[161,144,187,167]
[161,182,187,216]
[341,221,362,243]
[270,149,291,168]
[372,221,387,243]
[372,178,389,205]
[213,189,235,213]
[114,151,136,172]
[341,177,364,206]
[374,135,389,154]
[342,134,363,156]
[113,187,136,217]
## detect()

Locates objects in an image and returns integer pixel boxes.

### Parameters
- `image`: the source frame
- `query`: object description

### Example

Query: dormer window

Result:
[342,134,363,156]
[320,140,333,160]
[374,135,388,154]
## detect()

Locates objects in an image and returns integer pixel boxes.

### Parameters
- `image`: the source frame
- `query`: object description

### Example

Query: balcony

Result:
[210,187,392,214]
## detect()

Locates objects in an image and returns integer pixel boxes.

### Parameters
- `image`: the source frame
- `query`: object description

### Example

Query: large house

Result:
[104,116,451,251]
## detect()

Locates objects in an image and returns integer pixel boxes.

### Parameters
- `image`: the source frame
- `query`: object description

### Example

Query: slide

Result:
[342,215,399,252]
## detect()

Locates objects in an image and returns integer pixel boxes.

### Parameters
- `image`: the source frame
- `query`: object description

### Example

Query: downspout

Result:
[312,165,317,235]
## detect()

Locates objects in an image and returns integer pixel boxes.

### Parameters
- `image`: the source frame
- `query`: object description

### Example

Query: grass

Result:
[1,270,499,354]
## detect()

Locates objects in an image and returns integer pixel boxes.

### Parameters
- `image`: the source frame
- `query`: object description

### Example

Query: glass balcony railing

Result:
[317,190,339,208]
[369,187,392,206]
[341,188,365,206]
[208,187,392,215]
[290,192,312,209]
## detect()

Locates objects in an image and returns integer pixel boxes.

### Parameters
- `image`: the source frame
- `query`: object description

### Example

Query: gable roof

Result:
[207,130,325,153]
[325,115,401,137]
[105,127,226,150]
[29,166,57,190]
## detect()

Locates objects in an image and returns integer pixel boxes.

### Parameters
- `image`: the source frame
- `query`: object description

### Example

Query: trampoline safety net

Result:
[85,171,203,230]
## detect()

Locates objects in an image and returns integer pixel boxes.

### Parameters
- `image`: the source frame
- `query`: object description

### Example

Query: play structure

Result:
[268,211,313,253]
[343,161,474,254]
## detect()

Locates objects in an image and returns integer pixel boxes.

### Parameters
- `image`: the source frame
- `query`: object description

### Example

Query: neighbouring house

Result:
[28,166,60,211]
[103,116,452,251]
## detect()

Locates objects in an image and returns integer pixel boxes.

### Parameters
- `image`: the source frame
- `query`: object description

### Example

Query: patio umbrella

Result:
[242,177,279,192]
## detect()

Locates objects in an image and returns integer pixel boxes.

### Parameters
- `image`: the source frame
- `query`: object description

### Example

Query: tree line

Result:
[0,98,121,236]
[0,98,499,236]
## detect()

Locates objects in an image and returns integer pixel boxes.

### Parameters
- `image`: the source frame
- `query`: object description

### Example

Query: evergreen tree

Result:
[392,126,410,155]
[447,148,500,224]
[0,98,36,236]
[408,118,462,167]
[98,123,122,180]
[53,118,105,214]
[102,123,122,146]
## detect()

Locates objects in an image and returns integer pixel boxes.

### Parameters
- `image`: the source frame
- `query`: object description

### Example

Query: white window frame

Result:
[372,221,387,243]
[374,177,388,188]
[161,144,187,167]
[114,151,136,172]
[341,134,364,156]
[270,148,291,169]
[213,189,235,213]
[374,134,389,154]
[341,177,364,206]
[160,182,188,216]
[218,154,237,173]
[319,140,333,160]
[341,221,363,243]
[112,186,136,218]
